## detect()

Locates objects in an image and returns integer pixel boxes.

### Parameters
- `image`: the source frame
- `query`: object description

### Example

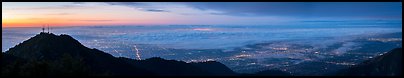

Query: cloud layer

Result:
[106,2,402,19]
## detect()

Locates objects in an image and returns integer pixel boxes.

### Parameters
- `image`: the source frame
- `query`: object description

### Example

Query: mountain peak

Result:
[32,32,75,41]
[5,33,90,60]
[338,48,402,76]
[2,33,239,76]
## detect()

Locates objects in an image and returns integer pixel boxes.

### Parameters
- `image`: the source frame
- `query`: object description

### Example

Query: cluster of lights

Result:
[234,54,252,58]
[271,47,289,50]
[325,61,356,66]
[186,58,217,63]
[368,38,402,42]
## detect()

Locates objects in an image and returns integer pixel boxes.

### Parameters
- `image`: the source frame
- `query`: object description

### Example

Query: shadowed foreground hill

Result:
[1,32,289,76]
[1,32,401,76]
[337,48,402,76]
[2,33,152,76]
[118,57,236,76]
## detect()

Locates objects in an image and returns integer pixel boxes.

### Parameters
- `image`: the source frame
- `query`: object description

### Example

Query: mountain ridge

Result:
[336,48,402,76]
[2,32,400,76]
[1,32,290,76]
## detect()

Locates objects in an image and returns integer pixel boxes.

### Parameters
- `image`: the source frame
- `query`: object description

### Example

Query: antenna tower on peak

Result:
[42,25,45,33]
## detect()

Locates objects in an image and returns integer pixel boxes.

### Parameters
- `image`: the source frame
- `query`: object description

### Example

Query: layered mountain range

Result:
[1,32,401,76]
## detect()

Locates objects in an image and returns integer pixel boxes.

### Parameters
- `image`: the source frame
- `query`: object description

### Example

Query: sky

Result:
[2,2,402,27]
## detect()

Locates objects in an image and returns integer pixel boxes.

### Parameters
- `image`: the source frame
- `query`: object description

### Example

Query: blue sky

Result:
[2,2,402,27]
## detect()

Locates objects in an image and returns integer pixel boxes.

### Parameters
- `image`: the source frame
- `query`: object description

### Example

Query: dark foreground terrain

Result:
[1,32,401,76]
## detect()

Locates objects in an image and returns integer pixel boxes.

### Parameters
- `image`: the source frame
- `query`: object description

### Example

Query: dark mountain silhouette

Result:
[251,70,291,76]
[2,32,152,76]
[119,57,238,76]
[2,32,289,76]
[3,32,400,76]
[190,61,237,75]
[337,48,402,76]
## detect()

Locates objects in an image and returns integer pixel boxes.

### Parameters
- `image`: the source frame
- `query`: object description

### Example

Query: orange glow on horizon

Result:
[3,18,69,27]
[2,14,186,28]
[2,16,141,27]
[2,19,174,28]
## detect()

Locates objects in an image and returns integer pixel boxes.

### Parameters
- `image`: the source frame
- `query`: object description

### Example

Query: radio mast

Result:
[47,24,49,33]
[42,25,45,33]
